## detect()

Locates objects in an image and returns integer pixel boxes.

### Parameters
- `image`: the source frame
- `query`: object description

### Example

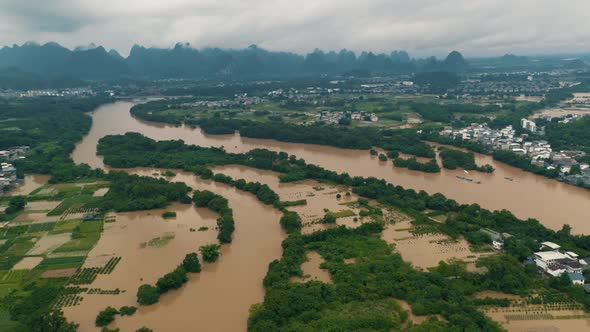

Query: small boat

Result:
[504,177,513,181]
[456,175,465,180]
[476,181,481,184]
[465,178,473,182]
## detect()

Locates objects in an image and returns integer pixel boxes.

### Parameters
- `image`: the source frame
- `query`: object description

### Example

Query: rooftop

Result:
[568,272,585,281]
[534,251,569,261]
[541,241,561,250]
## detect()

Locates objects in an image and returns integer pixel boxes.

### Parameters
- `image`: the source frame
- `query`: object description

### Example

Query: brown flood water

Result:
[63,169,283,331]
[72,101,590,234]
[7,174,49,196]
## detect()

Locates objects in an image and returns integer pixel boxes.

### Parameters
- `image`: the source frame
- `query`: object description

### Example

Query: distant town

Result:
[0,146,29,194]
[440,117,590,186]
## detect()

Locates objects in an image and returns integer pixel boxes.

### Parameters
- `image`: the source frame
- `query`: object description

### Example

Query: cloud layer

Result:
[0,0,588,57]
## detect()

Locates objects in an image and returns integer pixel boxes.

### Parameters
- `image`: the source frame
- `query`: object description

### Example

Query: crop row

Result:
[69,257,121,285]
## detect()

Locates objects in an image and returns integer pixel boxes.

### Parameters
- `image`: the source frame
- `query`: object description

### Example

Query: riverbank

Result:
[72,101,590,234]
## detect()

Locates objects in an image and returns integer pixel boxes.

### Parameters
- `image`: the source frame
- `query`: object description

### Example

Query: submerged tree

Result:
[200,244,221,263]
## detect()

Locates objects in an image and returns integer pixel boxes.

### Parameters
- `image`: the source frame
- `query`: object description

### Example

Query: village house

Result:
[533,242,586,284]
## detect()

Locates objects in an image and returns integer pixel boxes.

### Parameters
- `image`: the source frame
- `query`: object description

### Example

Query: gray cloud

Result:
[0,0,589,57]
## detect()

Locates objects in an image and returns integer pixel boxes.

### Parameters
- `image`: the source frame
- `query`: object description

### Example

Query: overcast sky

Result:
[0,0,589,57]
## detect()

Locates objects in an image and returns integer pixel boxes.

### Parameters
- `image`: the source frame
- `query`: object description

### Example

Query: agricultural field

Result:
[0,180,112,329]
[477,290,590,330]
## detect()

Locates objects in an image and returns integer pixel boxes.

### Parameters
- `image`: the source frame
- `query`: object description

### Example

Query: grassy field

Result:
[50,220,82,234]
[54,221,103,253]
[329,209,357,218]
[38,256,86,270]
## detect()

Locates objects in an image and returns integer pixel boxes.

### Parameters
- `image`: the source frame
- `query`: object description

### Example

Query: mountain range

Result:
[0,42,470,81]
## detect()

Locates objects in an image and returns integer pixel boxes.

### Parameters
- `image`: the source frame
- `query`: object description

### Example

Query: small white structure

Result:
[568,272,585,285]
[520,118,537,132]
[540,241,561,251]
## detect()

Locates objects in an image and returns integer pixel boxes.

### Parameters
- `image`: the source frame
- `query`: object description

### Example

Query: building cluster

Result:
[439,123,589,183]
[310,111,379,125]
[181,94,267,108]
[533,242,588,285]
[566,93,590,106]
[482,230,589,287]
[0,146,28,194]
[0,88,94,98]
[439,123,521,150]
[351,112,379,122]
[481,228,512,251]
[453,80,557,96]
[557,114,586,124]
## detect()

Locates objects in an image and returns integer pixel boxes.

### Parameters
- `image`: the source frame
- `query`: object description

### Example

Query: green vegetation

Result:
[393,157,440,173]
[412,71,460,93]
[136,258,199,306]
[439,147,494,173]
[0,97,110,183]
[3,196,26,215]
[140,234,175,248]
[156,266,188,293]
[119,306,137,316]
[130,102,435,157]
[192,190,234,243]
[545,116,590,154]
[90,172,191,212]
[200,244,221,263]
[492,150,559,178]
[182,253,201,273]
[136,327,153,332]
[25,309,78,332]
[97,132,590,312]
[95,306,118,327]
[38,256,85,270]
[69,257,121,285]
[250,223,502,331]
[280,211,302,234]
[161,211,176,218]
[136,284,160,305]
[321,213,337,224]
[280,199,307,207]
[55,221,103,253]
[162,170,177,177]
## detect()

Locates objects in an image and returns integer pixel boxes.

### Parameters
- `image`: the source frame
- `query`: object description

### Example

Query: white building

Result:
[521,118,537,132]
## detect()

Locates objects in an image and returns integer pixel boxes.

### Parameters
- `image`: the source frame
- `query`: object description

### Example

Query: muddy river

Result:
[72,101,590,234]
[66,100,590,331]
[63,170,283,331]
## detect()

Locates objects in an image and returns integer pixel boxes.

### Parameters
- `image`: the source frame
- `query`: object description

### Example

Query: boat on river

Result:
[504,177,514,181]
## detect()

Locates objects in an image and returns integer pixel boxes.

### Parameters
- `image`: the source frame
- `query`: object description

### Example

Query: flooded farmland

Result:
[65,100,590,331]
[7,174,49,196]
[63,170,284,331]
[72,101,590,234]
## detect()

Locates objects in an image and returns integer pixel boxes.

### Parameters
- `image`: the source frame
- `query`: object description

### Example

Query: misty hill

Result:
[443,51,468,72]
[0,42,471,80]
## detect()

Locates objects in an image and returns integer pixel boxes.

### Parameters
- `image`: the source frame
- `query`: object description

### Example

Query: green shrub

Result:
[95,306,118,327]
[200,244,221,263]
[137,284,160,305]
